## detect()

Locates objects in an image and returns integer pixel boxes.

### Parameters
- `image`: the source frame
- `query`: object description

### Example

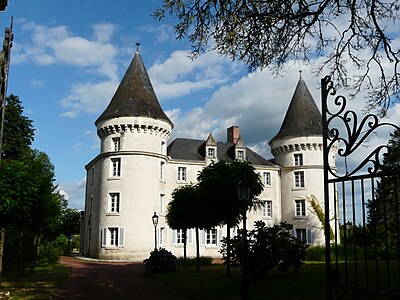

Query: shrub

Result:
[306,246,326,261]
[220,221,307,279]
[38,235,68,264]
[143,248,178,274]
[177,256,213,266]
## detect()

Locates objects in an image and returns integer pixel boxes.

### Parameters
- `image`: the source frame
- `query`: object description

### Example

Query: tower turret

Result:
[269,76,336,246]
[82,46,173,260]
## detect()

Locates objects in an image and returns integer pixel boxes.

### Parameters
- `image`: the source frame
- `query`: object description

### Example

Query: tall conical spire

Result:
[269,77,322,143]
[95,48,173,127]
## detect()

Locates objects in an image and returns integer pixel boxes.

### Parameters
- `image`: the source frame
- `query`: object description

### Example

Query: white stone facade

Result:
[81,52,337,261]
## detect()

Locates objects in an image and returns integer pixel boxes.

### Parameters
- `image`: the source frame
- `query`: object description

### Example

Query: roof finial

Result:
[136,38,140,53]
[299,70,302,79]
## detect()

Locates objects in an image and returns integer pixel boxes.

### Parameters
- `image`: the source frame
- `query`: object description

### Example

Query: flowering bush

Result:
[143,248,178,274]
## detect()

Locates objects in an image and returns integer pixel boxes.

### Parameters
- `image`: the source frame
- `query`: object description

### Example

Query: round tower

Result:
[83,46,173,260]
[269,76,336,246]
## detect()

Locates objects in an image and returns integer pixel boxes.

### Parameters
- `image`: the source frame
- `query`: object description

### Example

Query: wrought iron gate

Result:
[321,76,400,299]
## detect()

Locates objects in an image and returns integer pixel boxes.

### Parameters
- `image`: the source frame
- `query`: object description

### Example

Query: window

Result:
[262,200,272,217]
[90,167,94,185]
[101,227,124,247]
[172,229,192,244]
[295,199,306,217]
[205,228,217,245]
[111,158,121,177]
[295,228,312,244]
[159,227,165,245]
[112,137,121,151]
[160,194,165,214]
[263,172,271,186]
[160,161,165,180]
[294,171,305,188]
[294,153,303,166]
[177,167,187,181]
[161,141,166,155]
[109,193,120,213]
[207,148,215,157]
[237,150,244,160]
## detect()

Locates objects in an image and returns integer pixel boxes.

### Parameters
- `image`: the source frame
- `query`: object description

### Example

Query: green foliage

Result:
[306,194,334,240]
[197,160,263,227]
[38,235,68,264]
[305,246,326,262]
[220,221,307,278]
[177,256,213,266]
[143,248,178,274]
[2,94,35,160]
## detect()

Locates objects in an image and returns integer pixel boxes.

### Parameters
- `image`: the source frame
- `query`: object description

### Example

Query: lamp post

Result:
[152,212,159,250]
[237,180,250,300]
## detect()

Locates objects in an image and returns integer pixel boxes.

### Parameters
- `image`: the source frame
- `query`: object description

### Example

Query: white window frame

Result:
[205,228,217,245]
[111,158,121,177]
[263,172,271,186]
[112,137,121,151]
[207,148,215,157]
[294,228,312,244]
[172,229,192,245]
[177,167,187,182]
[158,227,165,246]
[295,199,306,217]
[262,200,272,217]
[294,171,305,188]
[101,227,124,248]
[109,193,120,213]
[160,194,165,214]
[294,153,303,166]
[237,150,244,160]
[160,161,165,180]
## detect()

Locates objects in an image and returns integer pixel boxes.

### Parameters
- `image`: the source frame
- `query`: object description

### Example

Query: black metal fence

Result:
[321,76,400,299]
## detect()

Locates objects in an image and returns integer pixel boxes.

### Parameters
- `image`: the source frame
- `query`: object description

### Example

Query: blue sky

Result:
[1,0,399,210]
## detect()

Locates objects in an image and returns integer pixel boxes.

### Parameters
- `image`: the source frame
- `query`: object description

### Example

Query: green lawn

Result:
[0,264,69,300]
[154,263,327,300]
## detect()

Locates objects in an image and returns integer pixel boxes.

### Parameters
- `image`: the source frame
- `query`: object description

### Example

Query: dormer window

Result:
[237,150,244,160]
[207,148,215,157]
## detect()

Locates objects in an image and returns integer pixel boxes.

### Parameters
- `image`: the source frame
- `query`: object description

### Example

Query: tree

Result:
[166,184,212,271]
[197,160,263,276]
[155,0,400,115]
[2,95,34,160]
[367,128,400,249]
[59,207,81,252]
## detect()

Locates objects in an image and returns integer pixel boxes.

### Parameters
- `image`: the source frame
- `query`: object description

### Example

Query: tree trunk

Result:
[195,227,200,272]
[0,227,5,279]
[183,229,187,263]
[226,224,231,277]
[17,228,23,278]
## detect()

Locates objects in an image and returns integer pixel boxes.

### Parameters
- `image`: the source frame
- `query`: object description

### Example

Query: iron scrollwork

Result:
[321,75,400,179]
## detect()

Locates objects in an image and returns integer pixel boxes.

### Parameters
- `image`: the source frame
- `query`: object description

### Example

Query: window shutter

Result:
[101,228,107,247]
[307,229,312,244]
[119,228,125,246]
[201,230,206,245]
[291,229,297,238]
[171,230,176,244]
[187,229,193,244]
[218,229,223,245]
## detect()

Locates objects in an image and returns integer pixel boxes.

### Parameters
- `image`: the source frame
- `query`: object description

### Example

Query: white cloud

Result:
[58,178,86,210]
[149,50,241,100]
[59,80,118,118]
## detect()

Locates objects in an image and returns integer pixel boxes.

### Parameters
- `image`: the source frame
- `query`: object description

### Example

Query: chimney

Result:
[227,126,240,144]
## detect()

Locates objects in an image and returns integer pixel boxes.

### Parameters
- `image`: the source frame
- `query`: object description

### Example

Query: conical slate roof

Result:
[269,77,322,143]
[95,49,173,127]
